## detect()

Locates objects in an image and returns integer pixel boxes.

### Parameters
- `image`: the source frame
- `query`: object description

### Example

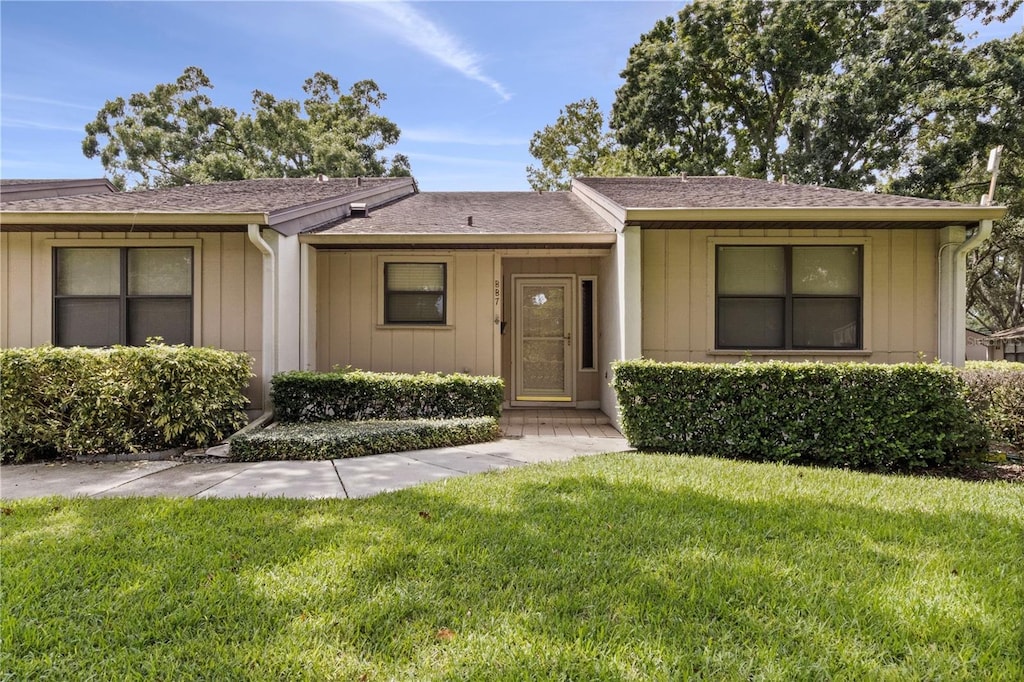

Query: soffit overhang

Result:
[301,232,617,249]
[624,205,1007,230]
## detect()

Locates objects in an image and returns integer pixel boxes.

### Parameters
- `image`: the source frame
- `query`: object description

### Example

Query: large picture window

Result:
[54,247,193,347]
[716,245,862,350]
[383,262,447,325]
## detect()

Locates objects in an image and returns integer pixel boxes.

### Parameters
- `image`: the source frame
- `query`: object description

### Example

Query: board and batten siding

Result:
[641,228,939,363]
[316,250,498,376]
[501,256,604,405]
[0,230,265,411]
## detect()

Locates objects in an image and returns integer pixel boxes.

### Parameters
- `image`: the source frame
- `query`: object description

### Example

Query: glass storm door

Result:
[514,277,574,402]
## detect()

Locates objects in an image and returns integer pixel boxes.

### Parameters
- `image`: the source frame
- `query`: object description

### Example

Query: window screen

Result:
[716,245,861,350]
[384,263,446,324]
[54,247,193,347]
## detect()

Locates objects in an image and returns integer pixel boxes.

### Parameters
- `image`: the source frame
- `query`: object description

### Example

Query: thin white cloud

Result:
[2,93,97,111]
[402,127,527,146]
[352,1,512,101]
[1,118,84,133]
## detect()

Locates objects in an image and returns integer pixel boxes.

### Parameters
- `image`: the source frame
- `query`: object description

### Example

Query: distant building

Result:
[987,325,1024,363]
[966,329,999,361]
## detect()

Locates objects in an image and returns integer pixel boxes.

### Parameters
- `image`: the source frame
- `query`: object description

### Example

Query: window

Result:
[383,262,447,324]
[579,277,597,370]
[54,247,193,347]
[716,245,861,349]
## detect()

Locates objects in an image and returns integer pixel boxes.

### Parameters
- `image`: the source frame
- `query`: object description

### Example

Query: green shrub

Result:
[271,369,503,423]
[612,360,983,470]
[960,361,1024,450]
[1,344,252,463]
[230,417,500,461]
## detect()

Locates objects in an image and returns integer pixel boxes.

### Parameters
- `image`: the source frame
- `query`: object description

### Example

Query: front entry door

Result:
[514,276,574,403]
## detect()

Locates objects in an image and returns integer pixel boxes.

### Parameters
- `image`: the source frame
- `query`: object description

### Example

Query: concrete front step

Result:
[499,409,611,426]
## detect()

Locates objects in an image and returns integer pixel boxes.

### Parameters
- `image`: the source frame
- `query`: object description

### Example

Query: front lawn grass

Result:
[2,453,1021,680]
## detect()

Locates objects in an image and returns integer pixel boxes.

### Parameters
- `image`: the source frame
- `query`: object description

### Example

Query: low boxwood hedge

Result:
[1,344,252,463]
[230,417,501,461]
[271,369,503,422]
[960,361,1024,451]
[612,360,984,470]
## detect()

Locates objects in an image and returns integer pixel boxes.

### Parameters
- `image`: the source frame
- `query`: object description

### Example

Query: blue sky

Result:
[1,1,1019,191]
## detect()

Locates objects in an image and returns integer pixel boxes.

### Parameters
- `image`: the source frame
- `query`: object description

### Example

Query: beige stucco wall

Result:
[316,250,499,376]
[0,230,265,411]
[641,228,940,363]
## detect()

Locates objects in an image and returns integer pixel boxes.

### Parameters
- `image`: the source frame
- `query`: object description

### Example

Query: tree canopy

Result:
[527,0,1022,331]
[888,31,1024,331]
[611,0,1020,187]
[83,67,410,189]
[526,98,617,191]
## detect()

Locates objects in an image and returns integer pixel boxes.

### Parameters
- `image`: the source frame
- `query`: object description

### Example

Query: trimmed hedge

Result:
[1,344,252,463]
[272,369,503,422]
[230,417,501,461]
[960,361,1024,451]
[612,360,983,470]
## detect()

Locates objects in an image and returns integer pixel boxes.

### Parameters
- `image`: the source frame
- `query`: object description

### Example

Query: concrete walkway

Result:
[0,434,630,501]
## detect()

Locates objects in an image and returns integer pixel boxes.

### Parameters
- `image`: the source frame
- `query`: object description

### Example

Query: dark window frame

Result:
[53,246,194,347]
[715,245,863,350]
[383,262,448,325]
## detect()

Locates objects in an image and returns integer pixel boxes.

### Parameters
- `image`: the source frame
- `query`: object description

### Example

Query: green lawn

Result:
[2,453,1021,680]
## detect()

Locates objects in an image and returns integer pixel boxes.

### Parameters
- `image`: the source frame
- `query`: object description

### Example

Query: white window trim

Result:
[706,235,872,355]
[376,254,454,328]
[46,238,203,345]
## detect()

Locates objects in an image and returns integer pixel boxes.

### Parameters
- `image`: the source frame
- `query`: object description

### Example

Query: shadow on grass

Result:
[2,454,1021,680]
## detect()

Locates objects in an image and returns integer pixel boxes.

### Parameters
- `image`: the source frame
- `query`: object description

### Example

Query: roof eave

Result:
[0,211,269,227]
[624,205,1008,224]
[268,178,417,236]
[570,179,628,230]
[300,232,618,246]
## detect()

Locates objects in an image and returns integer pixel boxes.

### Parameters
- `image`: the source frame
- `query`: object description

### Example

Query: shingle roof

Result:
[0,178,117,202]
[0,177,406,214]
[314,191,615,235]
[1,179,78,186]
[575,176,974,209]
[989,324,1024,341]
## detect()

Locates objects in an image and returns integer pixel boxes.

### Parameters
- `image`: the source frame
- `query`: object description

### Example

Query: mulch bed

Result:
[920,445,1023,483]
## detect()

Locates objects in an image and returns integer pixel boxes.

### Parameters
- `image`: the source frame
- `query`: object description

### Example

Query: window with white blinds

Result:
[383,262,447,324]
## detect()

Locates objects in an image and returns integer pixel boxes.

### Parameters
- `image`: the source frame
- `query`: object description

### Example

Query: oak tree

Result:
[526,98,617,191]
[888,31,1024,331]
[609,0,1020,187]
[83,67,410,189]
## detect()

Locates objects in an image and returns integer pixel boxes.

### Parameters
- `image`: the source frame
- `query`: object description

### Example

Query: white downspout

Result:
[248,224,277,418]
[937,232,963,364]
[950,219,993,367]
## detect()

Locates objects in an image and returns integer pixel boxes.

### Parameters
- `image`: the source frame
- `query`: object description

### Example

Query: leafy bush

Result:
[612,360,983,470]
[272,369,503,423]
[1,344,252,463]
[230,417,500,461]
[960,361,1024,450]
